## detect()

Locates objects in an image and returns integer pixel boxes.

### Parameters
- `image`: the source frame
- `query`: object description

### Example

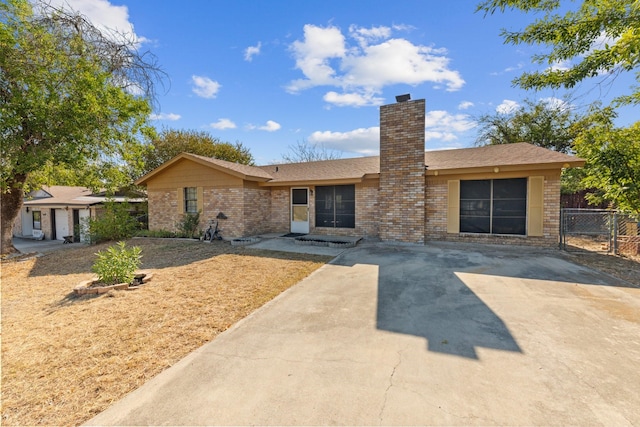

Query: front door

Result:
[291,188,309,234]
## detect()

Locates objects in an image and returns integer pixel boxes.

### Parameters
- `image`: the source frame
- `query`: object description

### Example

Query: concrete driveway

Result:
[12,237,80,255]
[86,242,640,426]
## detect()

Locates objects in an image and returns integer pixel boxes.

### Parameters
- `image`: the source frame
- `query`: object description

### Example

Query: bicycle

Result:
[202,219,222,242]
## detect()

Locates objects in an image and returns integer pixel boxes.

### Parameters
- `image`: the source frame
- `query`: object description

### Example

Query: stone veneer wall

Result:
[378,99,426,243]
[425,172,562,247]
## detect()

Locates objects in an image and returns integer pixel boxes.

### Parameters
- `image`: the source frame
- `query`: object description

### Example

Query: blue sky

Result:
[50,0,637,165]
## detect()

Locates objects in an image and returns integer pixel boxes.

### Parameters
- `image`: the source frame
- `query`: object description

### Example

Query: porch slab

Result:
[244,233,361,256]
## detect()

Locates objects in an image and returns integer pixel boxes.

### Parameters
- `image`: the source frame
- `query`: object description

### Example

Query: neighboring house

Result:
[13,186,145,242]
[136,98,584,247]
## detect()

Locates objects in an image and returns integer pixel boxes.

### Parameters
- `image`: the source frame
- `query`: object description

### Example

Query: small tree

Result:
[175,211,201,239]
[84,200,140,244]
[92,241,142,285]
[574,108,640,215]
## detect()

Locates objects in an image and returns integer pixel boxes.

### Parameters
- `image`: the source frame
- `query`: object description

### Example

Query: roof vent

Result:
[395,93,411,103]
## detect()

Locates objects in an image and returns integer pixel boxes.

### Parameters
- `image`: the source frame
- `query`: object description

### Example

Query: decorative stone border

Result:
[294,237,357,248]
[230,237,261,246]
[73,271,154,295]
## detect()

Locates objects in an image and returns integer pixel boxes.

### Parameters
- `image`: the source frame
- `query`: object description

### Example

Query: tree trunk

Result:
[1,174,27,255]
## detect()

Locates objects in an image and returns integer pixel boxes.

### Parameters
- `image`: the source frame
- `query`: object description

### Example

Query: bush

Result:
[135,229,176,238]
[84,199,141,243]
[176,211,201,238]
[92,241,142,285]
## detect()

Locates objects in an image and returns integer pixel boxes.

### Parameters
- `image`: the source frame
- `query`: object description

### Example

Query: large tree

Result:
[477,0,640,106]
[475,97,583,153]
[140,128,254,176]
[574,106,640,214]
[0,0,162,254]
[281,139,342,163]
[478,0,640,214]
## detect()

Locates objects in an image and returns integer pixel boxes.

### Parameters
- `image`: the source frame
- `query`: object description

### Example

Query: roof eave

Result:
[426,160,585,176]
[258,176,372,187]
[135,153,270,186]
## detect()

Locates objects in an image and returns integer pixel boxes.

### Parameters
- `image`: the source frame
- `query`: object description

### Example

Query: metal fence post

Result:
[613,212,618,255]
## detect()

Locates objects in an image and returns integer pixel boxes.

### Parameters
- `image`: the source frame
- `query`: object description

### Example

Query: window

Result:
[315,185,355,228]
[32,211,41,230]
[460,178,527,235]
[184,187,198,213]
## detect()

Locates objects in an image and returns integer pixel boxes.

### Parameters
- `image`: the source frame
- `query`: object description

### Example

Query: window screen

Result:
[315,185,355,228]
[460,178,527,235]
[184,187,198,213]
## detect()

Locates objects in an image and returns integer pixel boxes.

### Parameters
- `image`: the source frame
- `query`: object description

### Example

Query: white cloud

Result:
[458,101,474,110]
[309,127,380,155]
[548,60,571,71]
[244,42,262,61]
[425,131,458,142]
[150,112,181,121]
[308,109,475,154]
[424,110,476,142]
[496,99,519,114]
[323,91,384,107]
[490,62,524,76]
[287,24,464,105]
[348,25,392,47]
[541,96,572,111]
[259,120,281,132]
[191,75,221,99]
[45,0,148,45]
[210,118,236,130]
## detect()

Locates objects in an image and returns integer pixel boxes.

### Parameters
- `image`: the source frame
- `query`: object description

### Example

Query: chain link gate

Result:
[560,208,640,256]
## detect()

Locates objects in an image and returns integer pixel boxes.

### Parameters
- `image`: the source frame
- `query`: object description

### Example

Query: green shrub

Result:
[84,199,140,243]
[176,211,201,238]
[92,241,142,285]
[135,229,176,238]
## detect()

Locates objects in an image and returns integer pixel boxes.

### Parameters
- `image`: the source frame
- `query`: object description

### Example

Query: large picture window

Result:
[460,178,527,235]
[315,185,355,228]
[184,187,198,213]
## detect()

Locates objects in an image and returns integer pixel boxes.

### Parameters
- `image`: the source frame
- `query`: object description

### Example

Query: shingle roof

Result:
[23,186,144,206]
[424,143,583,171]
[23,186,93,206]
[257,156,380,184]
[188,154,273,180]
[136,143,584,187]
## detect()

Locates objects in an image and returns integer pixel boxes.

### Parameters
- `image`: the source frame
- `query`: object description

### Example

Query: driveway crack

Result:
[379,348,404,423]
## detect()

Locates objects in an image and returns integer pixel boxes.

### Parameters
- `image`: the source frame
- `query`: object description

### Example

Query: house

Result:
[136,98,584,247]
[13,186,145,242]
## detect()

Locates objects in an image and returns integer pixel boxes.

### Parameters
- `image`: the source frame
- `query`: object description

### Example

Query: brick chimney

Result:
[379,97,426,243]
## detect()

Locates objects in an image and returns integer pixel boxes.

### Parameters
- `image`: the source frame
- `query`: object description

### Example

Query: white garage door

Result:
[54,209,69,241]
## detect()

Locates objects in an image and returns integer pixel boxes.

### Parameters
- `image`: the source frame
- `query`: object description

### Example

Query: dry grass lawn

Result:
[1,238,332,426]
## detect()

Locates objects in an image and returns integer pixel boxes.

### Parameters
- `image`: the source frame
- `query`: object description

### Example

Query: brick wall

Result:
[379,99,426,243]
[243,183,272,236]
[425,172,562,247]
[203,187,244,238]
[269,188,290,233]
